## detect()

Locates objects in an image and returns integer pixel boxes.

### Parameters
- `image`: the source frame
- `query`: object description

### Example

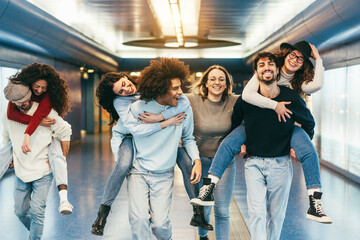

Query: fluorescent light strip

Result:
[169,0,184,47]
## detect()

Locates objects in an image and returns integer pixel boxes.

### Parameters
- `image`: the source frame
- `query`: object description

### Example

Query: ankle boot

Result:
[91,204,111,236]
[190,206,213,231]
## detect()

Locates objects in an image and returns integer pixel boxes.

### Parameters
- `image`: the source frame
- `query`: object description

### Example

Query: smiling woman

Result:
[32,80,48,96]
[185,65,239,239]
[112,76,137,96]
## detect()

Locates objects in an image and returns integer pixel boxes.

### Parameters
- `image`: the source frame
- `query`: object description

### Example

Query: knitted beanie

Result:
[3,81,31,102]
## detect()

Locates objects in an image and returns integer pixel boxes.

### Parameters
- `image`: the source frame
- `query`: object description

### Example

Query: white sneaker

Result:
[58,200,73,215]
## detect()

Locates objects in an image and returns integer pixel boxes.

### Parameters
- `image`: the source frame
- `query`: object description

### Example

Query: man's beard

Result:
[19,105,31,111]
[18,102,32,111]
[259,77,276,85]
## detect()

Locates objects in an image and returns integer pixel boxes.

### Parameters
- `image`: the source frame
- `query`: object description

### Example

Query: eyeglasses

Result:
[288,52,305,64]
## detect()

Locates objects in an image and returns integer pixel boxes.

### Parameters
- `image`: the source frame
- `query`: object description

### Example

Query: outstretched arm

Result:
[25,93,53,136]
[138,94,190,123]
[118,96,187,137]
[242,74,278,109]
[301,44,324,94]
[242,74,292,122]
[115,96,161,137]
[10,93,52,154]
[160,94,190,119]
[7,102,32,124]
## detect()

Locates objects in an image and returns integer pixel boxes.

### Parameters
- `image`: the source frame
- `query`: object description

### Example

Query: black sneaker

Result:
[306,192,332,224]
[190,177,215,206]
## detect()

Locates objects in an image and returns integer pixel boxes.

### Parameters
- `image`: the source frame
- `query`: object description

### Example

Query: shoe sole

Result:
[190,198,214,206]
[306,214,333,224]
[190,221,214,231]
[91,229,104,236]
[60,209,73,215]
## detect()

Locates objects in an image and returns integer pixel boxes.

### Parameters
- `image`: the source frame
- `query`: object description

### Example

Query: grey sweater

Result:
[186,93,239,157]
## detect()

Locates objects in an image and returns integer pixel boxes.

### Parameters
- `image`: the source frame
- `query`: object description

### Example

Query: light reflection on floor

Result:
[1,133,360,240]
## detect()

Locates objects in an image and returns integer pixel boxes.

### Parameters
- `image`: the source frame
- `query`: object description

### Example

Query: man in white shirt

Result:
[2,81,72,240]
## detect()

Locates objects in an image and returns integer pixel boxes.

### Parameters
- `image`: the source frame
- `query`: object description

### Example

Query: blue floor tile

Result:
[1,133,360,240]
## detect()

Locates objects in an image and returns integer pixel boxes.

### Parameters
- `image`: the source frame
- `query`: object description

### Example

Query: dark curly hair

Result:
[137,58,189,102]
[274,48,315,94]
[96,72,137,125]
[253,51,280,71]
[9,63,70,117]
[190,65,234,101]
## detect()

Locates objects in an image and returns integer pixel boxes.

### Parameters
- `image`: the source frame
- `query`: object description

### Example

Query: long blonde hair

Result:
[191,65,233,101]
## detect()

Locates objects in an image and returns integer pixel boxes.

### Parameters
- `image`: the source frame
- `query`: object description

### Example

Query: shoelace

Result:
[314,199,326,216]
[198,185,212,199]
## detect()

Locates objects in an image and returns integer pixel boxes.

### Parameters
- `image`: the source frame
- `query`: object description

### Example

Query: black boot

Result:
[190,206,213,231]
[91,204,111,236]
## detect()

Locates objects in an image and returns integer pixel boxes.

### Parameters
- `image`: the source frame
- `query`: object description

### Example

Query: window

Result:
[312,64,360,177]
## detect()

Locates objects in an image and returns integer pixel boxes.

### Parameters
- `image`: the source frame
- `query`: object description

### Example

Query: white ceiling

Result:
[27,0,316,59]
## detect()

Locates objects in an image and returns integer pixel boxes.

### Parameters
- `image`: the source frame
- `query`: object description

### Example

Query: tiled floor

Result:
[1,133,360,240]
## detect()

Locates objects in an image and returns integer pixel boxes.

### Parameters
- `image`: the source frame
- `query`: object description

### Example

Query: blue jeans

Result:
[209,124,246,179]
[101,142,195,206]
[245,156,292,240]
[14,173,53,240]
[127,167,174,240]
[209,124,321,189]
[48,137,68,187]
[291,125,321,188]
[176,147,197,199]
[198,156,236,239]
[101,136,134,206]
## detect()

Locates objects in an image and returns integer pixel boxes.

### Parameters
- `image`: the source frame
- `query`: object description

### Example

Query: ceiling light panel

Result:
[149,0,175,36]
[149,0,200,37]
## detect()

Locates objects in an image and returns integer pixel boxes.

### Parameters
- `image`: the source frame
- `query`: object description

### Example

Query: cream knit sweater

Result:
[2,102,72,182]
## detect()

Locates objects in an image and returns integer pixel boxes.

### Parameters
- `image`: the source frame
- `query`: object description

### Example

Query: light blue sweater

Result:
[110,94,190,161]
[130,98,200,172]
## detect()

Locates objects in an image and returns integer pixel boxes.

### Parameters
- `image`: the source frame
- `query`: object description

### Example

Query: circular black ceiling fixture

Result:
[123,37,240,49]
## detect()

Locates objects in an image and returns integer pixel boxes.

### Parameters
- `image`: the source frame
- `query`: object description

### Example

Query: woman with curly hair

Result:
[5,63,73,215]
[91,71,190,236]
[192,41,332,225]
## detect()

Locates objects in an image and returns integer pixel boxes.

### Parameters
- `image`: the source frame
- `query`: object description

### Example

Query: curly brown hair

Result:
[274,48,314,94]
[96,72,137,125]
[9,63,70,117]
[191,65,233,101]
[137,58,189,102]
